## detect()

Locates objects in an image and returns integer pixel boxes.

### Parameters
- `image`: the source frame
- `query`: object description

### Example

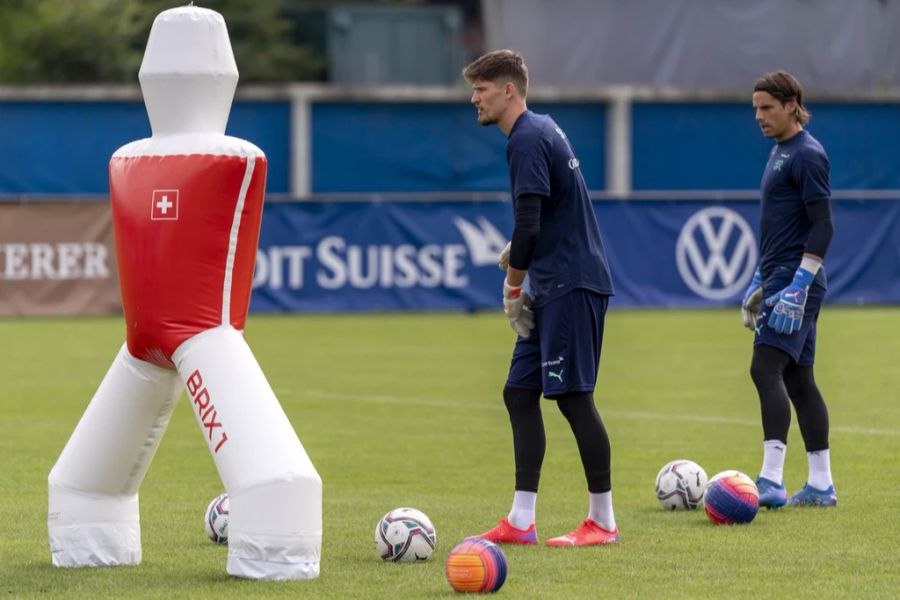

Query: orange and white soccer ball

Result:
[445,538,508,593]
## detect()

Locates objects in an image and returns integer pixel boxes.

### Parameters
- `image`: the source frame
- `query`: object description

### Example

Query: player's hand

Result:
[503,279,534,338]
[764,267,815,335]
[740,269,763,330]
[498,241,511,271]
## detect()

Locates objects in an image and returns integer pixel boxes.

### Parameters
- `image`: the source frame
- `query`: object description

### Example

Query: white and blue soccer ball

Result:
[374,507,436,562]
[204,492,229,544]
[655,459,709,510]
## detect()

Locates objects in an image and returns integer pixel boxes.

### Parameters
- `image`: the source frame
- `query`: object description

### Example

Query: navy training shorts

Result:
[506,288,609,398]
[755,265,826,366]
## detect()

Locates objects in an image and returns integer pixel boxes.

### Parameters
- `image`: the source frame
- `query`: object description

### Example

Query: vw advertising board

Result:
[2,198,897,316]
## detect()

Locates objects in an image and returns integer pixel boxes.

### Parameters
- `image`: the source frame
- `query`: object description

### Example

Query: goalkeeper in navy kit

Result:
[744,71,837,508]
[463,50,619,546]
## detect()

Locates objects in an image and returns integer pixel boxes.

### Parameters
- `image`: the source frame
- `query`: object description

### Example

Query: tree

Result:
[132,0,325,83]
[0,0,325,83]
[0,0,144,83]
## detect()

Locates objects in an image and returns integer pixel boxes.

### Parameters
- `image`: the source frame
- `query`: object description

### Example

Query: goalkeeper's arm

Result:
[803,198,834,262]
[505,193,543,286]
[763,198,835,335]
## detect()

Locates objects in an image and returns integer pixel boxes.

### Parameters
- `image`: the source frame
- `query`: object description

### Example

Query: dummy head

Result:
[139,6,238,135]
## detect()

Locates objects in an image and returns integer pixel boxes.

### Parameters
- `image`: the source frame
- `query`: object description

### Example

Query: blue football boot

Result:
[756,476,787,509]
[788,483,838,507]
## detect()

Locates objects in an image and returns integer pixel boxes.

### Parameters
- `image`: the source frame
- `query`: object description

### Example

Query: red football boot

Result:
[471,518,538,544]
[545,519,619,547]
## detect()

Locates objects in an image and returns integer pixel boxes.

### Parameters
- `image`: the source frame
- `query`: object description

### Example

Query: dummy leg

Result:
[48,345,181,567]
[173,325,322,580]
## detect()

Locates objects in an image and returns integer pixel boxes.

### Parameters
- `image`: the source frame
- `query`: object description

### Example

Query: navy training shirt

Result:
[506,111,614,306]
[758,130,830,288]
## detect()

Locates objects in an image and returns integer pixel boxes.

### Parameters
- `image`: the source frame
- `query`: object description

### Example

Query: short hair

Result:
[754,71,811,125]
[462,49,528,97]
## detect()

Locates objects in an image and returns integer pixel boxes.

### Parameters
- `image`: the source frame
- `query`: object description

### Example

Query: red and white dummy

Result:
[47,6,322,580]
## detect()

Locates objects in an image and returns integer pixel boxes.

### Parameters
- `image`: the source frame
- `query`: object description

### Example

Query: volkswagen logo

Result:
[676,207,757,300]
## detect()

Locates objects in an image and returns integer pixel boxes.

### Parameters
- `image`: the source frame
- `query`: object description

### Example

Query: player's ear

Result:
[784,98,798,117]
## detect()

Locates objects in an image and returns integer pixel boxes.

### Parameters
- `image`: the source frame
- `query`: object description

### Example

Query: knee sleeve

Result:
[503,385,541,416]
[749,345,794,444]
[502,386,544,492]
[750,345,791,390]
[555,392,611,493]
[784,364,830,452]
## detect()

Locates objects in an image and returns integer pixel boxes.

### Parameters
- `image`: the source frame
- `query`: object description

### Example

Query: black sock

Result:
[503,385,545,492]
[554,392,611,493]
[784,363,830,452]
[750,344,794,443]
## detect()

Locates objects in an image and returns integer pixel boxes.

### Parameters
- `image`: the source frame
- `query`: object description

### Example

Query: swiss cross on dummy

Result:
[46,6,322,581]
[150,189,179,220]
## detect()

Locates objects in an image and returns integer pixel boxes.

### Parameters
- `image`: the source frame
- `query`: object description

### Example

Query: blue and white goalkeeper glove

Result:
[741,268,763,331]
[503,279,534,338]
[765,264,816,335]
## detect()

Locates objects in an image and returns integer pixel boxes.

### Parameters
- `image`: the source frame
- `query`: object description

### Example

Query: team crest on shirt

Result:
[773,159,784,172]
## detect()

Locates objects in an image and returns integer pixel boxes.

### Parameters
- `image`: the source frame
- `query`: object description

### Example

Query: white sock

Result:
[588,491,616,531]
[807,449,833,489]
[507,491,536,529]
[759,439,786,484]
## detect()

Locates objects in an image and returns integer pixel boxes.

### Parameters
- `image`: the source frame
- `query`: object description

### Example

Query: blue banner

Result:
[250,199,900,312]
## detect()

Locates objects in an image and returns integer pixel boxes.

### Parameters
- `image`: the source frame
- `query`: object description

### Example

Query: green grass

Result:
[1,307,898,598]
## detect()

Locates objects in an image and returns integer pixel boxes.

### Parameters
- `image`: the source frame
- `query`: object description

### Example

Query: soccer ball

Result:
[704,470,759,525]
[204,492,229,544]
[706,469,744,487]
[654,459,708,510]
[374,507,436,562]
[445,538,508,593]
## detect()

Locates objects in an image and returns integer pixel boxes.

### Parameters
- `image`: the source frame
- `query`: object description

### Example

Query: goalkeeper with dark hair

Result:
[744,71,837,508]
[462,49,618,546]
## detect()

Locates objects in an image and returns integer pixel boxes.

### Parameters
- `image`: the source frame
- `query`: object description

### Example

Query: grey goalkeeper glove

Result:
[497,241,511,271]
[502,279,534,338]
[740,268,763,331]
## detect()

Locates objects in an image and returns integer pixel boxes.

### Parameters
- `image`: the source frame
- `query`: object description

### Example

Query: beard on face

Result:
[477,109,497,126]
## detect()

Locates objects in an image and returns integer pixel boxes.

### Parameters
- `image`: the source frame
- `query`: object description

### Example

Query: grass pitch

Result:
[1,307,898,598]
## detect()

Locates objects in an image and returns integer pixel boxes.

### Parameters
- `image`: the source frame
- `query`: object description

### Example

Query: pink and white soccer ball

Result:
[654,459,709,510]
[204,492,229,544]
[374,507,436,562]
[705,470,760,525]
[706,469,752,488]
